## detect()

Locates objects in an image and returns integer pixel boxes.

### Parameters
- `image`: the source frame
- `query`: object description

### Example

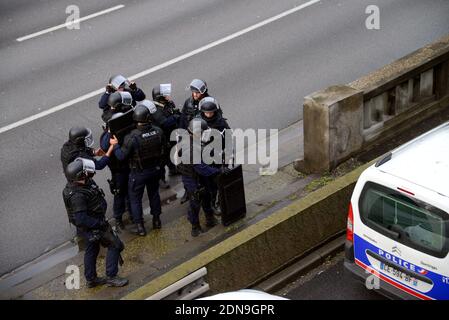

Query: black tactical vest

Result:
[62,180,106,228]
[129,126,162,170]
[60,141,94,176]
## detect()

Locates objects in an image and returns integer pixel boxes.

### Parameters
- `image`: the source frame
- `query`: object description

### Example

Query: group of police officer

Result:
[61,75,230,288]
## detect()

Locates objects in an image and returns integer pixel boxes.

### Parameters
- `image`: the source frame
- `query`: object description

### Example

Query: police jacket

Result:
[60,141,109,178]
[62,179,107,231]
[114,123,164,170]
[100,131,129,174]
[98,88,146,110]
[155,101,179,129]
[177,138,221,179]
[201,113,230,132]
[179,96,205,129]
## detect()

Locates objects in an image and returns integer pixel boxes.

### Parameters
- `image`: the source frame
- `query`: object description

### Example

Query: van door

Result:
[352,180,449,300]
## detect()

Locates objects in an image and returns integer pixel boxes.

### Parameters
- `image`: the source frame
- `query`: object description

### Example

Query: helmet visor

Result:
[110,75,129,90]
[189,79,207,94]
[141,100,157,114]
[199,97,217,111]
[84,129,94,148]
[121,91,133,106]
[75,158,96,177]
[160,83,172,97]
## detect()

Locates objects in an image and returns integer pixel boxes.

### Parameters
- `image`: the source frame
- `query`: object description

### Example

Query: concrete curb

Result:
[122,159,376,300]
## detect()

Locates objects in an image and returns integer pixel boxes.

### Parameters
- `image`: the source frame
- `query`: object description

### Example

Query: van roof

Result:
[375,121,449,198]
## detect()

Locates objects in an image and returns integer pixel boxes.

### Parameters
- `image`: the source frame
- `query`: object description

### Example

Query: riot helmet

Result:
[107,91,133,111]
[65,158,96,182]
[189,79,208,95]
[69,127,94,148]
[109,75,130,91]
[152,86,163,102]
[138,100,157,115]
[199,97,219,113]
[188,117,212,144]
[133,104,151,123]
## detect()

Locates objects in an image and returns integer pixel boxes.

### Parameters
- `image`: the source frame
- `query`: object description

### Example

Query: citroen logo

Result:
[392,245,402,256]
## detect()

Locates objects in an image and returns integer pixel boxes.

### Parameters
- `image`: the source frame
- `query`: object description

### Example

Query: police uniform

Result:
[60,140,109,179]
[114,123,164,234]
[100,131,131,225]
[99,87,146,110]
[179,96,204,129]
[62,178,123,284]
[178,135,220,237]
[154,99,180,177]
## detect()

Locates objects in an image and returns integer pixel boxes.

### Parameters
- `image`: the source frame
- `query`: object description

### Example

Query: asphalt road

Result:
[277,252,387,300]
[1,0,449,275]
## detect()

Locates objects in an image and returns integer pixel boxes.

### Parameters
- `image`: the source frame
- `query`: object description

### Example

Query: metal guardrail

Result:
[145,267,210,300]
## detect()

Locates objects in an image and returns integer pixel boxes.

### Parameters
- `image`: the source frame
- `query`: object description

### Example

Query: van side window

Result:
[359,182,449,258]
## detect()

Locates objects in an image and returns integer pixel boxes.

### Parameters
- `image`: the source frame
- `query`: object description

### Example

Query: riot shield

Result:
[217,165,246,226]
[108,109,135,143]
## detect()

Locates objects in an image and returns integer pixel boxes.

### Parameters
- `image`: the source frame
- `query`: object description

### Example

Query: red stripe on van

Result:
[397,187,415,196]
[355,259,433,300]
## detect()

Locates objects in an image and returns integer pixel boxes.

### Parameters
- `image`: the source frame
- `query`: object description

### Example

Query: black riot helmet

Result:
[152,86,163,102]
[152,84,171,103]
[199,97,219,113]
[69,127,94,147]
[138,100,158,116]
[188,117,212,144]
[133,104,151,123]
[107,91,133,111]
[65,158,96,182]
[109,75,130,91]
[189,79,208,95]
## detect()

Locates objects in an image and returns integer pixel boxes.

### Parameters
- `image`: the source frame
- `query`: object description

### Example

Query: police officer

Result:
[101,91,133,124]
[112,104,164,236]
[179,79,210,129]
[152,85,181,179]
[61,126,115,179]
[177,118,220,237]
[98,75,146,110]
[199,96,230,211]
[62,158,128,288]
[199,96,230,132]
[100,113,132,230]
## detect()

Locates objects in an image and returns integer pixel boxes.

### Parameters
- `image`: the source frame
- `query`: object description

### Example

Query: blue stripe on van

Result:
[354,234,449,300]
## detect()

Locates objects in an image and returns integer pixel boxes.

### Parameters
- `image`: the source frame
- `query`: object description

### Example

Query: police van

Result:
[344,122,449,300]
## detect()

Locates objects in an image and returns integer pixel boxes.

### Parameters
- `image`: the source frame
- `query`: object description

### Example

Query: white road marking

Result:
[2,0,320,134]
[16,4,125,42]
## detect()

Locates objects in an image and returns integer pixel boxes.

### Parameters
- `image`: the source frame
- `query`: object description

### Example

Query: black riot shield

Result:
[108,109,135,143]
[217,165,246,226]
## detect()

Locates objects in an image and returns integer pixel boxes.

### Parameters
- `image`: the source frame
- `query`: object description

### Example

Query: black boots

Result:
[153,216,162,229]
[87,277,107,288]
[131,223,146,236]
[106,276,129,287]
[205,215,219,228]
[191,224,203,237]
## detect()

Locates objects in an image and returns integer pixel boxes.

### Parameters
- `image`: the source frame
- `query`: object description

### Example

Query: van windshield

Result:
[359,182,449,258]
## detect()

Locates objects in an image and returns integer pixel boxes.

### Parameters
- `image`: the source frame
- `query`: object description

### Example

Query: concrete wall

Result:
[123,160,374,299]
[301,35,449,173]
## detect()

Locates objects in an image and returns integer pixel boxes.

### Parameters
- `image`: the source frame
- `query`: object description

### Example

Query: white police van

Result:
[344,122,449,300]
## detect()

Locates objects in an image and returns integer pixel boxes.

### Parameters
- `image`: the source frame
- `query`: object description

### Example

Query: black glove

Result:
[129,81,137,91]
[106,84,115,93]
